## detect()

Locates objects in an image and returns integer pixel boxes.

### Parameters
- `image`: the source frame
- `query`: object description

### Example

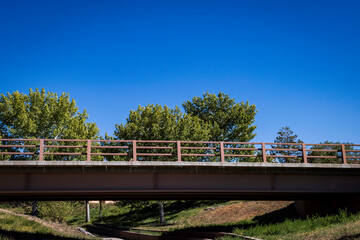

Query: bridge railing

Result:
[0,139,359,164]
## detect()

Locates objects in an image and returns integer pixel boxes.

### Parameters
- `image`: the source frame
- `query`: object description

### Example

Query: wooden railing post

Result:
[87,140,91,161]
[220,142,225,163]
[39,139,44,161]
[132,140,137,161]
[341,144,347,164]
[177,141,181,162]
[302,143,308,163]
[262,142,267,163]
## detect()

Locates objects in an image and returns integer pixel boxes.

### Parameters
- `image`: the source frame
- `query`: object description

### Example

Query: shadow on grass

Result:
[337,233,360,240]
[0,229,82,240]
[94,200,228,227]
[167,203,300,234]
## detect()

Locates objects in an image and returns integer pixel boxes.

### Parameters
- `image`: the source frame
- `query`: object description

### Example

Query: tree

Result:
[115,104,210,142]
[308,141,359,164]
[0,88,99,161]
[0,88,99,140]
[271,126,303,163]
[0,88,99,214]
[114,104,210,224]
[183,92,257,142]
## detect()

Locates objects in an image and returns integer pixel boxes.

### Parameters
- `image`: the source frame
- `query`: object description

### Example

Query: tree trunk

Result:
[99,200,103,223]
[158,201,165,225]
[31,201,38,216]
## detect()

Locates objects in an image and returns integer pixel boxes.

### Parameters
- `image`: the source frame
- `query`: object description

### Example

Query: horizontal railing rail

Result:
[0,139,359,164]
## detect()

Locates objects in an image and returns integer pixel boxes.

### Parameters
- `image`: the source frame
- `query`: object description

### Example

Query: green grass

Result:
[67,200,228,229]
[233,209,360,240]
[0,211,94,240]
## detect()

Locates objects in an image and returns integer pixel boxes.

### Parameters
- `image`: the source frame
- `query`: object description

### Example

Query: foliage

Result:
[0,88,99,160]
[37,201,79,223]
[115,104,210,141]
[183,92,257,142]
[308,141,360,164]
[271,126,303,163]
[114,104,211,162]
[0,88,99,139]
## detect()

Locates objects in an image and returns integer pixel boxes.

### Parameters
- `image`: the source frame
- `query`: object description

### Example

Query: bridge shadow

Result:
[337,233,360,240]
[0,229,83,240]
[167,203,300,234]
[96,200,228,227]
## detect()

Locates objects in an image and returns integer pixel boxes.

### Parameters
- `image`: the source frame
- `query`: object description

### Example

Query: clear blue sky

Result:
[1,0,359,143]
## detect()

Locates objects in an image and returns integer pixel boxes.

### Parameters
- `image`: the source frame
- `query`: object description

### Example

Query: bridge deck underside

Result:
[0,162,359,201]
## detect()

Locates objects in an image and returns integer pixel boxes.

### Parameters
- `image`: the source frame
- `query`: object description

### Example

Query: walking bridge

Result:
[0,139,359,201]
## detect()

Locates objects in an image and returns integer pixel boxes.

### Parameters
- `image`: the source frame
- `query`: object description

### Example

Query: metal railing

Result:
[0,139,359,164]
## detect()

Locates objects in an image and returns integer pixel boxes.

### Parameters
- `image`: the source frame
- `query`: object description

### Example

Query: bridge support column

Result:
[86,201,90,223]
[295,194,360,217]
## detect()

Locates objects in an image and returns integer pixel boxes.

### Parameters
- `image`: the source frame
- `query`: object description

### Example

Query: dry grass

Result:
[186,201,292,225]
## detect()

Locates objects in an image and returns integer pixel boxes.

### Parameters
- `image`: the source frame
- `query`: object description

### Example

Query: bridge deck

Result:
[0,161,359,201]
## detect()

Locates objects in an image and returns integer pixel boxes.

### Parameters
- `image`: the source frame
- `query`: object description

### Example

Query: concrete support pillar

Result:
[86,201,90,223]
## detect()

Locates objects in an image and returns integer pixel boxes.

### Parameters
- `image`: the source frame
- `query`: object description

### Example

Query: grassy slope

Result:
[231,209,360,240]
[2,201,360,240]
[76,201,360,240]
[0,210,94,240]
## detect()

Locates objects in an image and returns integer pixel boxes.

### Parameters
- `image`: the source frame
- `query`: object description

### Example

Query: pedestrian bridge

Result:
[0,139,359,201]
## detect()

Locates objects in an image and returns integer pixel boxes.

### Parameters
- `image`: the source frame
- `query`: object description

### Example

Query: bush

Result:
[38,201,77,223]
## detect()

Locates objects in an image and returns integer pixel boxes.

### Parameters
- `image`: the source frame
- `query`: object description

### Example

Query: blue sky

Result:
[1,0,359,143]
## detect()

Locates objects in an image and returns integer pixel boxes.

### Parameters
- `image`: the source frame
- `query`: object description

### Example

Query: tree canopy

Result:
[183,92,257,142]
[271,126,303,163]
[0,88,99,139]
[114,104,210,141]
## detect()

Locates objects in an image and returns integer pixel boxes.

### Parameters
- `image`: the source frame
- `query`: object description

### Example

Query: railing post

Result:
[132,140,137,161]
[177,141,181,162]
[39,139,44,161]
[341,144,347,164]
[220,142,225,163]
[302,143,308,163]
[87,140,91,161]
[262,142,267,163]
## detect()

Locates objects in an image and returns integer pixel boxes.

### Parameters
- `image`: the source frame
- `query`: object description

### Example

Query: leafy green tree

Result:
[114,104,211,161]
[271,126,303,163]
[308,141,359,164]
[0,88,99,140]
[115,104,210,142]
[183,92,257,142]
[0,88,99,161]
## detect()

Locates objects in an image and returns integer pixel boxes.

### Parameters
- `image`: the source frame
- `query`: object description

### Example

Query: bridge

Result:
[0,139,359,201]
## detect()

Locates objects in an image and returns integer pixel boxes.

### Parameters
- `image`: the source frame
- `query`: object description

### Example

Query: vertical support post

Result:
[302,143,308,163]
[220,142,225,163]
[99,200,103,223]
[87,140,91,162]
[86,201,90,223]
[341,144,347,164]
[39,139,44,161]
[177,141,181,162]
[262,142,267,163]
[132,140,137,161]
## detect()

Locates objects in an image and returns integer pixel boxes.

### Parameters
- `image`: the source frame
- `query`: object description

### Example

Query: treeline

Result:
[0,88,358,163]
